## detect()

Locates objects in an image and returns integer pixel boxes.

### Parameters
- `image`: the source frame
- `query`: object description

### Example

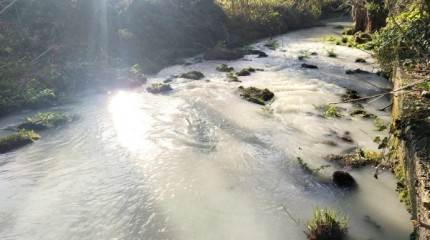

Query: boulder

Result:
[146,83,173,94]
[238,86,274,105]
[332,171,356,187]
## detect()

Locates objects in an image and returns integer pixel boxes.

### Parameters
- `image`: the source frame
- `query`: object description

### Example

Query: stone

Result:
[332,171,356,187]
[146,83,173,94]
[179,71,205,80]
[301,63,318,69]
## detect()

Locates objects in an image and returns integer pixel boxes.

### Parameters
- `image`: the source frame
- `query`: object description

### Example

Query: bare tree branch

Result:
[0,0,18,16]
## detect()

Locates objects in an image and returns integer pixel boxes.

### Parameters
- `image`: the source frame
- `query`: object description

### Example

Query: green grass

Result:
[307,207,348,240]
[326,48,337,58]
[264,39,279,50]
[0,130,40,154]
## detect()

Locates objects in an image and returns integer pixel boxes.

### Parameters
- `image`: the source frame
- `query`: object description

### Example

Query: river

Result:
[0,20,412,239]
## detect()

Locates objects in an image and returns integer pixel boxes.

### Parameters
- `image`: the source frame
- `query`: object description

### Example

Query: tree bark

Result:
[352,0,368,33]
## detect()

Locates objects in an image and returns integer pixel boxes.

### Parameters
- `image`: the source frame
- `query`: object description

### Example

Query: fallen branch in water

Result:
[283,206,300,225]
[330,77,430,105]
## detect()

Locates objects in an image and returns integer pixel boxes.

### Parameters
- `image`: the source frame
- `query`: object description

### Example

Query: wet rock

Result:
[355,58,367,63]
[345,68,370,74]
[247,50,268,58]
[301,63,318,69]
[354,32,372,44]
[337,132,354,143]
[350,109,377,119]
[180,71,205,80]
[238,86,274,105]
[204,49,244,61]
[341,88,361,101]
[216,64,234,72]
[146,83,173,94]
[332,171,356,187]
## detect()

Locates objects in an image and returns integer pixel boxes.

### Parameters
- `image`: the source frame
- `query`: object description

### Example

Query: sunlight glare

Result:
[108,92,152,151]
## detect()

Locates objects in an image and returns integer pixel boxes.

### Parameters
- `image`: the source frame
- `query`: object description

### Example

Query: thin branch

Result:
[0,0,18,15]
[330,77,430,104]
[30,45,55,64]
[283,206,300,225]
[0,56,26,69]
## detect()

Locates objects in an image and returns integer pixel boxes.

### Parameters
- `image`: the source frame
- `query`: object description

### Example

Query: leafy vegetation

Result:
[16,112,75,131]
[326,48,337,58]
[297,157,330,175]
[314,104,344,118]
[0,130,40,154]
[306,207,349,240]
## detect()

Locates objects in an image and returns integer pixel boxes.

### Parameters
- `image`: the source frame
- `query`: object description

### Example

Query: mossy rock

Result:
[350,109,377,119]
[325,148,379,168]
[238,86,274,105]
[179,71,205,80]
[0,130,40,154]
[227,72,240,82]
[15,112,76,131]
[341,88,361,101]
[237,67,256,76]
[204,49,244,61]
[216,64,234,72]
[146,83,173,94]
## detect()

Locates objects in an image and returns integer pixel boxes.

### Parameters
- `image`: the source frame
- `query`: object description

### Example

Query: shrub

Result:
[306,207,348,240]
[0,130,40,154]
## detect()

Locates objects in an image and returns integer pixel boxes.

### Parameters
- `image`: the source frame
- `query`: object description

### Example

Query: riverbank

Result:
[391,67,430,239]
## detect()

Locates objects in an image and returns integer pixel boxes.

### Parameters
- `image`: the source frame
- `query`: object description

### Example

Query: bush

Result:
[307,207,349,240]
[0,130,40,154]
[374,3,430,73]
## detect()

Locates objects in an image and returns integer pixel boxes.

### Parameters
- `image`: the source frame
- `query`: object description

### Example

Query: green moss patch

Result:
[15,112,76,131]
[236,67,263,76]
[238,86,274,105]
[0,130,40,154]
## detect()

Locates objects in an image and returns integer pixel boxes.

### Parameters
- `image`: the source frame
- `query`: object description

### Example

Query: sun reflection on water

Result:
[108,91,152,151]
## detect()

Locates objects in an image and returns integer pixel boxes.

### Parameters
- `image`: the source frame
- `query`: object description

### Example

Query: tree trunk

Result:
[365,0,387,32]
[352,1,367,33]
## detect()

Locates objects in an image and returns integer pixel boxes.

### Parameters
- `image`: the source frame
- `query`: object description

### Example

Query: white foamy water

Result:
[0,20,412,240]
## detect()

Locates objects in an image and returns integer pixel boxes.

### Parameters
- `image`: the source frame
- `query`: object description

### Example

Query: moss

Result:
[325,148,380,168]
[226,72,240,82]
[237,67,256,76]
[146,83,173,94]
[179,71,205,80]
[264,39,279,50]
[0,130,40,154]
[216,64,234,72]
[238,86,274,105]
